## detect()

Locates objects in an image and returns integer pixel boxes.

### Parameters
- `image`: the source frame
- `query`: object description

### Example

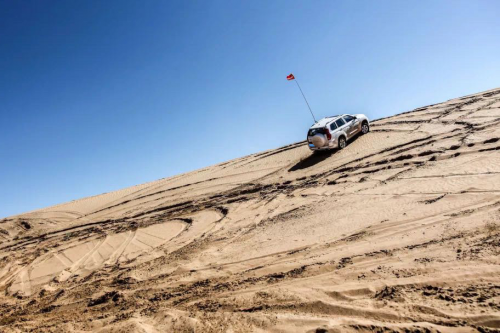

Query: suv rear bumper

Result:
[308,141,338,150]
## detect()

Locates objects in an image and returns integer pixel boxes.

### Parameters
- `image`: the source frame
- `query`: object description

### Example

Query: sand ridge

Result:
[1,88,500,332]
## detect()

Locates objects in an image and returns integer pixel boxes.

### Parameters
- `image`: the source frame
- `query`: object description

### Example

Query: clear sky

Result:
[1,0,499,218]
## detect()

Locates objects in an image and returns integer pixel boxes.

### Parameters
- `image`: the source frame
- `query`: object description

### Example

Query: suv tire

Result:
[361,122,370,134]
[338,136,346,150]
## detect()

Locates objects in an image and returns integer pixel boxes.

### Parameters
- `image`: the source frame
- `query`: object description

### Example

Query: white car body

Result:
[307,114,370,151]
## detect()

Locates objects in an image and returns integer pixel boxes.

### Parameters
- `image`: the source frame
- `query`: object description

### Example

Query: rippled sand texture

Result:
[1,88,500,332]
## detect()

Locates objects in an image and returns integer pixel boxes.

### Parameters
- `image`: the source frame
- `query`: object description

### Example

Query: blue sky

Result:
[1,0,499,218]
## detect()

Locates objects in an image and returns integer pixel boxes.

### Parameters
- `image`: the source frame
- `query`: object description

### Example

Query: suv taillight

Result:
[325,128,332,140]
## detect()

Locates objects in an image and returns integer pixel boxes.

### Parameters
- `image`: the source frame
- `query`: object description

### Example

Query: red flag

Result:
[287,73,295,80]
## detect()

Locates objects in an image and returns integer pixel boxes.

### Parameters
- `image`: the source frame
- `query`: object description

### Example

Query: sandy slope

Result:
[1,88,500,332]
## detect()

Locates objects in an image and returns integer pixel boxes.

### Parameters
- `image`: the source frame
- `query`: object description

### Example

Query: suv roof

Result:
[310,115,345,129]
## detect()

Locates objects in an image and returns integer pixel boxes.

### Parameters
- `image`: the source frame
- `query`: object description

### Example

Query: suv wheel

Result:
[361,122,369,134]
[339,136,346,150]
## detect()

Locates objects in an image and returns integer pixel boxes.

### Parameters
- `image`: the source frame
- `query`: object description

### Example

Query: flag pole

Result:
[294,79,317,123]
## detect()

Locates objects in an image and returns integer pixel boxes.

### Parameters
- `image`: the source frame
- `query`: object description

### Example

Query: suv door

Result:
[342,115,358,138]
[334,117,347,136]
[329,121,338,136]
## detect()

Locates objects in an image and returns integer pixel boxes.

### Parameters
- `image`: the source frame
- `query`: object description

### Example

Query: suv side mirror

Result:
[352,116,357,119]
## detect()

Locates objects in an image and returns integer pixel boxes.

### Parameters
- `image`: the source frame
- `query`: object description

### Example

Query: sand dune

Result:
[1,88,500,332]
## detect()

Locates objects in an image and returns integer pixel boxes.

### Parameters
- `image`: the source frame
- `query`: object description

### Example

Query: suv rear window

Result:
[330,122,338,131]
[308,128,326,136]
[335,118,346,127]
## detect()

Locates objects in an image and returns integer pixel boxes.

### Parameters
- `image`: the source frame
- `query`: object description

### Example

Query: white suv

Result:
[307,114,370,151]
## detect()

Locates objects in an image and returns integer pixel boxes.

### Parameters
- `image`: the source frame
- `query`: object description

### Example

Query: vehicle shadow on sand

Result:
[288,134,362,172]
[288,150,335,171]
